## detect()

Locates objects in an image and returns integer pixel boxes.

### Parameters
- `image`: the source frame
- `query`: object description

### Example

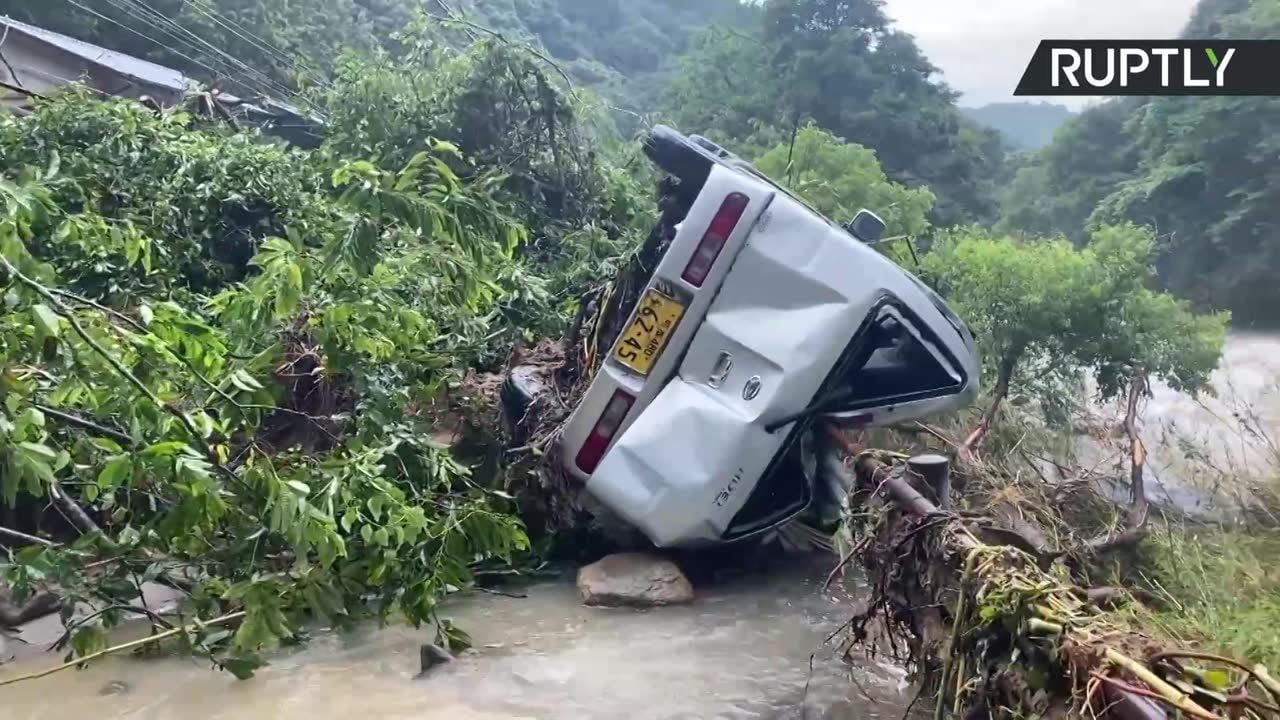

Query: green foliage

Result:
[0,92,336,299]
[451,0,756,99]
[921,224,1228,412]
[999,0,1280,324]
[1144,527,1280,672]
[0,93,536,673]
[317,28,652,350]
[754,124,935,237]
[996,99,1141,241]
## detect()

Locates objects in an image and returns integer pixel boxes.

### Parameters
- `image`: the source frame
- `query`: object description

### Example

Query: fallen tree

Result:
[827,412,1280,719]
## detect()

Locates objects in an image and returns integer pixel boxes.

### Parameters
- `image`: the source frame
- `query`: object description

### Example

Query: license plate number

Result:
[613,289,686,376]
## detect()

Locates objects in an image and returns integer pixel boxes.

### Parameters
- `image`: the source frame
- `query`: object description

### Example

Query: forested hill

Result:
[7,0,1275,323]
[962,102,1074,150]
[0,0,1009,228]
[997,0,1280,325]
[448,0,759,106]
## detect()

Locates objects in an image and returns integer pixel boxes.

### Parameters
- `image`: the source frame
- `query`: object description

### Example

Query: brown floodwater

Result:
[1077,331,1280,515]
[1,558,917,720]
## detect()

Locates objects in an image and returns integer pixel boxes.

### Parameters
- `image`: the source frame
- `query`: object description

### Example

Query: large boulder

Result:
[576,553,694,607]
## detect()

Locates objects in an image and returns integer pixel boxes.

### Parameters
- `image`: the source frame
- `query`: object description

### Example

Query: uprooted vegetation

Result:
[0,30,651,677]
[831,420,1280,719]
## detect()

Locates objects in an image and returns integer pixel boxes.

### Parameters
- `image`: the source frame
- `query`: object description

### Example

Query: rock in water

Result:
[577,553,694,607]
[418,643,453,676]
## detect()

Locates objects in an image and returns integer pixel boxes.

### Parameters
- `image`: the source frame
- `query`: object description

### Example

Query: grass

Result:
[1141,523,1280,672]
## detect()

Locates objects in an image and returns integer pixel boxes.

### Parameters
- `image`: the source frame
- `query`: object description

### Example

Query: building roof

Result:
[1,15,189,92]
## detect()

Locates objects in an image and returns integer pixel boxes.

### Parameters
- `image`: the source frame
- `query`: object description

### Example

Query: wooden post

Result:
[908,453,952,511]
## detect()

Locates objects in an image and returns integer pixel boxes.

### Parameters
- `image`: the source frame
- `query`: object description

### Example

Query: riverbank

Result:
[1144,525,1280,672]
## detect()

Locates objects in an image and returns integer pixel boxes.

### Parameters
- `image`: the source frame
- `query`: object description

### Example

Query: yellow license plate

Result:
[613,289,686,375]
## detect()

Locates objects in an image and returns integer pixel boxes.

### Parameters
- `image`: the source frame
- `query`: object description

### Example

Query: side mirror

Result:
[847,210,886,244]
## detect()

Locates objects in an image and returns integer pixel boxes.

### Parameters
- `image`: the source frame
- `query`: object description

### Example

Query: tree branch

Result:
[48,480,102,536]
[0,256,227,469]
[33,403,134,447]
[423,12,580,103]
[0,591,61,628]
[0,524,57,547]
[960,353,1018,464]
[0,611,245,686]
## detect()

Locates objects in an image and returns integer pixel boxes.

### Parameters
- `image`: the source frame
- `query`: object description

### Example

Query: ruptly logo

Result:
[1015,40,1280,96]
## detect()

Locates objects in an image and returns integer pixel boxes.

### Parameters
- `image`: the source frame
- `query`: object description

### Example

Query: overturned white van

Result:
[554,127,980,547]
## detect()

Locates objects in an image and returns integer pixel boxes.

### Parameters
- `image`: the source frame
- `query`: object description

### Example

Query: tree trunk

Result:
[1086,372,1150,554]
[960,353,1017,464]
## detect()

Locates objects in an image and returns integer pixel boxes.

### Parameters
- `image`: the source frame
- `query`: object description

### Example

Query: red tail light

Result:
[681,193,750,287]
[574,390,636,474]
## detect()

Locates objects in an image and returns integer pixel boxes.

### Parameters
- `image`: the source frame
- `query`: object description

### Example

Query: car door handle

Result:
[708,352,734,388]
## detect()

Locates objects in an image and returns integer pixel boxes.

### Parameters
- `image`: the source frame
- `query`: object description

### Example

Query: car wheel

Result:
[643,126,717,192]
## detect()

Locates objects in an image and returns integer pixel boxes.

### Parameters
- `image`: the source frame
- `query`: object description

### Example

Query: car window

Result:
[839,308,963,408]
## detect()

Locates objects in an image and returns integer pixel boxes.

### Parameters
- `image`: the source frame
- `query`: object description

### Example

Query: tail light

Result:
[574,390,637,474]
[681,193,750,287]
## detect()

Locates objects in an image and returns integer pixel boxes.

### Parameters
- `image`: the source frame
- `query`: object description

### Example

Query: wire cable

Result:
[181,0,333,90]
[61,0,318,113]
[106,0,312,107]
[59,0,230,87]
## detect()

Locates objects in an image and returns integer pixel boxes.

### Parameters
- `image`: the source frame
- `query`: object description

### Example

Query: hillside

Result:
[961,101,1074,150]
[997,0,1280,325]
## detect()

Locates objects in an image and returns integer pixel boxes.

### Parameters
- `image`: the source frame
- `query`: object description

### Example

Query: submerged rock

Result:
[418,643,453,676]
[576,553,694,607]
[99,680,131,696]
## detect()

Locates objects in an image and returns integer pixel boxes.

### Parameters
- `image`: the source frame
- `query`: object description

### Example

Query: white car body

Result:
[558,129,979,547]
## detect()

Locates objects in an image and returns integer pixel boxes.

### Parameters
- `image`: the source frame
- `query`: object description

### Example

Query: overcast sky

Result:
[880,0,1202,110]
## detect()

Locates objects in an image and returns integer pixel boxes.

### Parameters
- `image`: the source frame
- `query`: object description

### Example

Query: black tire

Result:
[642,125,720,193]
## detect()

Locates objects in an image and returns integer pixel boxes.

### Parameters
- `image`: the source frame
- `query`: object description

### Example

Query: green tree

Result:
[754,124,934,238]
[920,224,1228,456]
[663,0,1008,227]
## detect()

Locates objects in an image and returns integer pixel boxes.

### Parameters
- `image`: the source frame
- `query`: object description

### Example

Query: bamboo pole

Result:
[0,611,245,687]
[1105,648,1221,720]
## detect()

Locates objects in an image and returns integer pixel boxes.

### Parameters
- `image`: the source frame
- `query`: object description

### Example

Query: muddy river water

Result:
[3,333,1278,718]
[1111,331,1280,514]
[2,557,917,720]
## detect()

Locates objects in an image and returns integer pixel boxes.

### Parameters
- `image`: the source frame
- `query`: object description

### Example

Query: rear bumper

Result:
[558,167,776,482]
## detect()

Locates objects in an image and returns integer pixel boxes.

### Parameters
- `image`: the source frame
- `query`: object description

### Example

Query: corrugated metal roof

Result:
[1,16,189,92]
